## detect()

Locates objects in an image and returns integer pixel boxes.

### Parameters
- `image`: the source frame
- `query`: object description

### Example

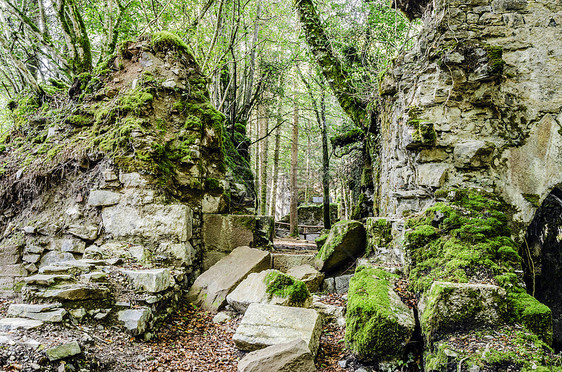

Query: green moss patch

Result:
[406,189,552,343]
[345,267,415,362]
[264,271,310,306]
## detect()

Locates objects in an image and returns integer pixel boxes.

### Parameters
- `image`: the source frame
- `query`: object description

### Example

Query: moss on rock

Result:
[406,189,553,344]
[314,219,366,273]
[264,271,310,306]
[345,267,415,363]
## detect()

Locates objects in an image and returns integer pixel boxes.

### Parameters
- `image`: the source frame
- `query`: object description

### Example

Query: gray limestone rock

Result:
[233,303,322,356]
[226,270,311,314]
[45,341,81,361]
[118,308,152,335]
[453,140,495,169]
[238,339,316,372]
[272,253,316,272]
[0,318,43,331]
[187,246,271,312]
[121,268,172,293]
[23,274,73,286]
[286,265,324,293]
[87,190,121,206]
[102,203,192,242]
[40,284,110,301]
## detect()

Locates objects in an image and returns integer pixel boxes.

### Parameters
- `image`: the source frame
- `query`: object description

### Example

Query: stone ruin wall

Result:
[378,0,562,234]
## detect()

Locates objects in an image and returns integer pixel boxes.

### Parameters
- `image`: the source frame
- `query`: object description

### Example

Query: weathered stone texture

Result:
[186,246,271,312]
[377,0,562,227]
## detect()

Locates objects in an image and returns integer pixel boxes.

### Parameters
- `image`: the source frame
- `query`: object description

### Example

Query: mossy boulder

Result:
[314,220,366,273]
[420,281,508,344]
[226,269,311,313]
[345,267,415,363]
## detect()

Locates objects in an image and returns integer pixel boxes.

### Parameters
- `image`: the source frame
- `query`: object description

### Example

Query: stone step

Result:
[34,284,111,301]
[0,317,44,331]
[24,274,74,286]
[233,303,322,356]
[7,304,67,323]
[272,253,316,272]
[121,268,173,293]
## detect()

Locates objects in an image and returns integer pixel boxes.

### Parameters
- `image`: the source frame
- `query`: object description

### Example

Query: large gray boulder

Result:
[233,303,322,356]
[186,246,271,312]
[314,220,366,273]
[227,270,311,313]
[238,339,316,372]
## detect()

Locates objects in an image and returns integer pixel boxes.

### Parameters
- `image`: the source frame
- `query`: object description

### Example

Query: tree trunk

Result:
[269,101,282,219]
[320,89,331,230]
[258,103,269,215]
[290,95,299,237]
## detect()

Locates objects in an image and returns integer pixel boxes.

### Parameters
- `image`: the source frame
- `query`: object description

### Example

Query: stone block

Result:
[40,284,110,301]
[40,251,75,267]
[233,303,322,356]
[272,253,316,272]
[345,268,415,362]
[0,245,20,265]
[0,318,43,331]
[102,203,192,242]
[314,220,366,273]
[87,190,121,206]
[67,224,99,241]
[46,341,81,361]
[238,339,316,372]
[417,163,449,187]
[453,140,495,169]
[419,282,508,343]
[187,246,271,312]
[227,270,311,313]
[287,265,324,293]
[0,264,28,277]
[121,268,172,293]
[23,274,73,286]
[157,242,195,266]
[202,215,256,270]
[8,304,67,323]
[119,172,148,187]
[118,308,152,335]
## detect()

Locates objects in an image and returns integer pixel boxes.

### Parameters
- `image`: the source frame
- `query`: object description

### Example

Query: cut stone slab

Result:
[227,270,311,314]
[0,318,43,331]
[287,265,324,293]
[118,308,152,335]
[238,339,316,372]
[272,253,316,272]
[12,308,67,323]
[202,215,257,270]
[24,274,73,286]
[314,220,366,273]
[39,284,110,301]
[419,281,508,343]
[187,246,271,312]
[233,303,322,356]
[8,303,60,316]
[121,268,172,293]
[46,341,81,361]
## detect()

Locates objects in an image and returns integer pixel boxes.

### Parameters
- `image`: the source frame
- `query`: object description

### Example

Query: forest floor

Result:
[0,294,350,371]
